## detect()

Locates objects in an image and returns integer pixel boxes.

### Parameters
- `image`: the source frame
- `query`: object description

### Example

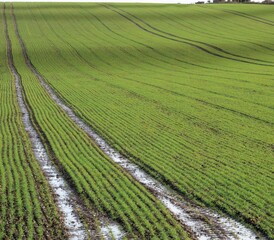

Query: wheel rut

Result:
[102,4,274,67]
[4,3,86,239]
[7,3,125,239]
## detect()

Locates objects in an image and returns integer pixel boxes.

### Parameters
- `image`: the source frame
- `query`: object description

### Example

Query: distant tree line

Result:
[213,0,250,2]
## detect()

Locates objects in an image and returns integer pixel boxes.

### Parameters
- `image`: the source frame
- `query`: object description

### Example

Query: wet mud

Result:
[4,4,86,239]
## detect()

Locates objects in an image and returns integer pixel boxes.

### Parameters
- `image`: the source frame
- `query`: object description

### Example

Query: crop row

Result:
[5,3,190,239]
[11,3,274,238]
[0,4,65,239]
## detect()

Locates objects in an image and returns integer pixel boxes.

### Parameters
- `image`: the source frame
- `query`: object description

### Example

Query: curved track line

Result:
[3,4,86,240]
[154,8,274,54]
[11,4,266,240]
[33,4,274,86]
[222,9,274,27]
[114,4,274,63]
[104,4,274,66]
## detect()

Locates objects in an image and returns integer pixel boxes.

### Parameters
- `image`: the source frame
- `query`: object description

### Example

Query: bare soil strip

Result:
[3,4,87,240]
[10,4,264,240]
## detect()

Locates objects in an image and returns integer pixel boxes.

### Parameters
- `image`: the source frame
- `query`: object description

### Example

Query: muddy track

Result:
[10,3,267,240]
[3,4,87,239]
[9,4,125,240]
[102,4,274,67]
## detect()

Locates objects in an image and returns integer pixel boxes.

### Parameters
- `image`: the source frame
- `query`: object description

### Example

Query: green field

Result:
[1,2,274,239]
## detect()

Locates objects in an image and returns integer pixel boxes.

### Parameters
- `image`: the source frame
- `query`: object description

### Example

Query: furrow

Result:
[3,4,86,240]
[11,3,265,240]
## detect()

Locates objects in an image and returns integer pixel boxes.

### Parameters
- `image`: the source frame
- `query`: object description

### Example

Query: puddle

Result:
[100,220,125,240]
[4,6,86,239]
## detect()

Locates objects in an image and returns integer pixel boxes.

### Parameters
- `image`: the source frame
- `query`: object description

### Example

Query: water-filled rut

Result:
[3,4,86,239]
[10,4,267,240]
[6,3,125,239]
